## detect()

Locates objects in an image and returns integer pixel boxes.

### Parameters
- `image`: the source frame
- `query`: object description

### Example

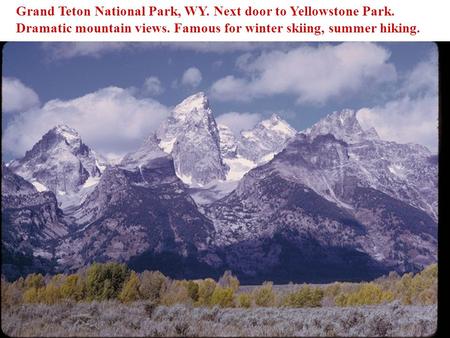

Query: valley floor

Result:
[2,301,436,337]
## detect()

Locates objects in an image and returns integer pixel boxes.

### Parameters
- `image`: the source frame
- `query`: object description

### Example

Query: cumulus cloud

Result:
[181,67,202,88]
[210,76,252,102]
[357,96,438,152]
[357,55,438,152]
[211,42,396,104]
[2,77,40,113]
[216,112,262,135]
[143,76,164,96]
[400,55,438,96]
[3,87,169,158]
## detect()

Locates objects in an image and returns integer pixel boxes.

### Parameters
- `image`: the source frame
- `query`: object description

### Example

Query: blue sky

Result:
[2,42,438,161]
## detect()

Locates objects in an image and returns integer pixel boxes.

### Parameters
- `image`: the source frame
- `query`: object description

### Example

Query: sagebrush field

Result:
[2,301,437,337]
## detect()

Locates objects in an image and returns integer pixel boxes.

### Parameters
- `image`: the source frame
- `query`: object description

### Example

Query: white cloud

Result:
[181,67,202,88]
[357,96,438,152]
[211,42,396,104]
[42,42,127,60]
[400,53,438,96]
[209,76,252,102]
[166,42,268,54]
[2,87,169,158]
[356,55,438,152]
[143,76,164,96]
[102,152,125,164]
[2,77,40,113]
[216,112,262,135]
[41,42,291,60]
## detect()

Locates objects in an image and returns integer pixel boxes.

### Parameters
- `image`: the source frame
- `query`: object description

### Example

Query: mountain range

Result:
[1,92,438,283]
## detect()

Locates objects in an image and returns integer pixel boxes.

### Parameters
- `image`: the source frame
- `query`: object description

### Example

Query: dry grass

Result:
[2,301,436,337]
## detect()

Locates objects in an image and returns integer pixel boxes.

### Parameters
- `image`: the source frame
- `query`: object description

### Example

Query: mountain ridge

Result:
[1,92,438,283]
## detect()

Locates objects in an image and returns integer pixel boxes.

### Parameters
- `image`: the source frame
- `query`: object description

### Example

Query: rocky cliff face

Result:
[157,92,228,186]
[218,124,238,159]
[303,110,437,220]
[9,124,101,196]
[305,109,380,144]
[2,164,68,280]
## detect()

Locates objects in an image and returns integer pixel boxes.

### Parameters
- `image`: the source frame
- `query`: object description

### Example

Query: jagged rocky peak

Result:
[305,109,380,144]
[172,91,210,119]
[120,133,170,170]
[218,124,238,159]
[260,114,297,136]
[53,123,82,145]
[163,92,214,148]
[237,114,297,163]
[157,92,228,186]
[9,124,101,194]
[281,133,350,169]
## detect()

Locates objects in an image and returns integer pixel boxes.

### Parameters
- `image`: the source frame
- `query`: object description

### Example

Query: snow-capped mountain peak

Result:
[172,92,210,120]
[53,123,81,142]
[9,124,101,196]
[237,114,297,163]
[260,114,296,137]
[27,124,83,156]
[157,92,228,186]
[305,109,380,144]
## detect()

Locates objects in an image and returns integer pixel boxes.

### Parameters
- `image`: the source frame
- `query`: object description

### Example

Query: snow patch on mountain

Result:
[388,164,407,179]
[159,138,177,154]
[81,176,99,189]
[31,181,49,192]
[224,156,257,181]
